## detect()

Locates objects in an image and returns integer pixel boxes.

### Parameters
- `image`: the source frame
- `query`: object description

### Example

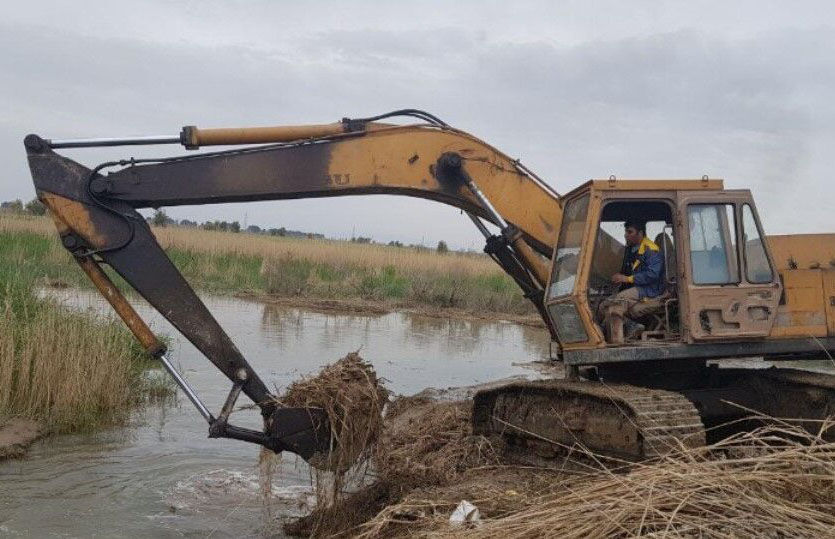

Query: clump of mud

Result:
[0,419,42,460]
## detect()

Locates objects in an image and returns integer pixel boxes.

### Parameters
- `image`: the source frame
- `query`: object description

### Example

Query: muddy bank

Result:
[280,392,569,538]
[0,419,43,460]
[281,382,835,538]
[236,291,547,328]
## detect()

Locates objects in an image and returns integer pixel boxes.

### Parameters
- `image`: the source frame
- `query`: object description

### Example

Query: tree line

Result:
[2,199,454,253]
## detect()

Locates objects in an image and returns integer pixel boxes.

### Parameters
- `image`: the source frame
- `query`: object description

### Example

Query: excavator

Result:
[23,110,835,464]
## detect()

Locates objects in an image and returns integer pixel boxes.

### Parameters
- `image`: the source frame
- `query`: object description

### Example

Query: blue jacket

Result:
[623,237,665,299]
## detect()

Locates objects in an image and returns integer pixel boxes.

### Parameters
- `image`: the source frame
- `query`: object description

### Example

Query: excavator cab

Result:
[544,179,784,370]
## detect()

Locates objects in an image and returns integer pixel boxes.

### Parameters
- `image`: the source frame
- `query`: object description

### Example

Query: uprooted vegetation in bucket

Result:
[260,352,389,536]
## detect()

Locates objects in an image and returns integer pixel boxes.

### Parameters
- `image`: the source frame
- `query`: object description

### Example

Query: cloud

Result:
[2,15,834,246]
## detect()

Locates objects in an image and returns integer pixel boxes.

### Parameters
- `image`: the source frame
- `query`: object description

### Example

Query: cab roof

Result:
[564,178,725,199]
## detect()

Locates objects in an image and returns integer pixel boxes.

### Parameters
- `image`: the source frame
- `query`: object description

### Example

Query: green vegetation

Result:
[1,217,535,315]
[0,230,171,434]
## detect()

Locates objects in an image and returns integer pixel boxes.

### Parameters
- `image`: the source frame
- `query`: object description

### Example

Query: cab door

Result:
[678,191,781,341]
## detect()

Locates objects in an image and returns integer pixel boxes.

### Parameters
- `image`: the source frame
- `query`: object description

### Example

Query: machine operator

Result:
[598,219,666,342]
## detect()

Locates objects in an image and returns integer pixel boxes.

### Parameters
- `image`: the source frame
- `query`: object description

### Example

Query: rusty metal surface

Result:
[562,336,835,365]
[74,255,165,356]
[25,137,274,410]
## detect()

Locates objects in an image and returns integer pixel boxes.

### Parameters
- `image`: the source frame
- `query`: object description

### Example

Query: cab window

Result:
[742,204,773,283]
[688,204,739,285]
[589,200,674,296]
[548,194,589,298]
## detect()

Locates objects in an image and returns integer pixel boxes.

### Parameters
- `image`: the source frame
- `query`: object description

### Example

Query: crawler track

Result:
[473,380,706,462]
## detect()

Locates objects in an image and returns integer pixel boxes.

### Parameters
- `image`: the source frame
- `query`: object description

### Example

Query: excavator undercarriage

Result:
[475,363,835,463]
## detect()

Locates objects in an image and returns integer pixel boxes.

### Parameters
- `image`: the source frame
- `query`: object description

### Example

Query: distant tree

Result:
[179,219,198,227]
[152,209,170,227]
[230,221,241,233]
[387,240,403,247]
[246,225,262,234]
[436,240,449,253]
[351,236,372,244]
[1,199,24,213]
[25,198,46,216]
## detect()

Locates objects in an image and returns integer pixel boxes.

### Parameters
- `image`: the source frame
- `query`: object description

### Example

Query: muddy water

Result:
[0,289,550,537]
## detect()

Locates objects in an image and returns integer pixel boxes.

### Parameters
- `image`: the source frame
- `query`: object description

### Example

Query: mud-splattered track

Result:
[473,380,705,462]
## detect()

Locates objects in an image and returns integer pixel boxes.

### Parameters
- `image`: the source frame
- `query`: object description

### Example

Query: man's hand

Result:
[611,273,630,284]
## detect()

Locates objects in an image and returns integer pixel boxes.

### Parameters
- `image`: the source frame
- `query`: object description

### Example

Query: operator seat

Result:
[629,231,676,337]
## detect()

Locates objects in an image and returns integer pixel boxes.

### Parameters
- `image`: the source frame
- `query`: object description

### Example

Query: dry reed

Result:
[0,284,163,432]
[278,352,388,475]
[374,398,501,487]
[356,420,835,539]
[0,215,499,276]
[265,353,388,537]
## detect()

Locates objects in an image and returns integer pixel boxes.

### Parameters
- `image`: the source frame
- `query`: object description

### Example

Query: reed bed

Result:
[1,214,534,314]
[0,283,168,432]
[0,215,501,276]
[0,219,172,433]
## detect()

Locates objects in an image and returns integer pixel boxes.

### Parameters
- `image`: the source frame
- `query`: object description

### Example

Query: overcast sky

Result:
[2,1,834,249]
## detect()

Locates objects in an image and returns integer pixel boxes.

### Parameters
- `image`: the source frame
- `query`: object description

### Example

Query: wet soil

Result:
[235,292,547,328]
[0,419,43,460]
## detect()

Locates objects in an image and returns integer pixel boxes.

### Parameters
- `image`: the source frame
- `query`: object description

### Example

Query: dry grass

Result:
[353,420,835,539]
[154,226,500,277]
[0,214,501,276]
[280,389,835,539]
[0,216,172,433]
[0,214,533,314]
[0,284,167,432]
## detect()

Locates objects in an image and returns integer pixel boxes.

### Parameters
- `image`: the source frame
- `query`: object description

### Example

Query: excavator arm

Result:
[23,110,563,462]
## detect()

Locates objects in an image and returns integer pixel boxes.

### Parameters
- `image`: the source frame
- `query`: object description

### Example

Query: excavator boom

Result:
[23,111,562,461]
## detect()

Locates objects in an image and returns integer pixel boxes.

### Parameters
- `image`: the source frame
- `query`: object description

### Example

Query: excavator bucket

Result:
[268,407,332,462]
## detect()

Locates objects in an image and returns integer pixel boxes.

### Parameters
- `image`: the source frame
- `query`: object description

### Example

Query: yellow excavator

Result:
[23,110,835,463]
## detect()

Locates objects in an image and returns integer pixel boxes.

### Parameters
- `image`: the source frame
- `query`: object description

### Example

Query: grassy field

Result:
[0,217,170,434]
[1,214,535,315]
